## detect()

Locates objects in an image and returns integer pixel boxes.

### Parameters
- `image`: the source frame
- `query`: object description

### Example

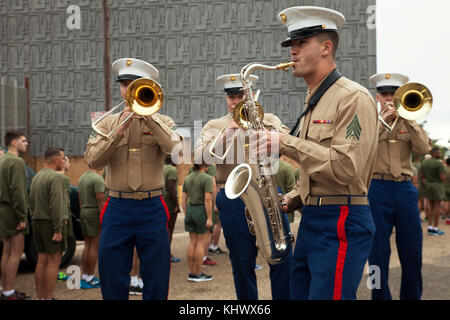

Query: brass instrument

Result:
[379,82,432,131]
[208,90,261,161]
[223,61,295,265]
[92,78,163,138]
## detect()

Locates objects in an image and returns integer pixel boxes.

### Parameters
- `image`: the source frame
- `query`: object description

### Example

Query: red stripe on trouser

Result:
[99,196,111,226]
[159,195,171,300]
[333,205,349,300]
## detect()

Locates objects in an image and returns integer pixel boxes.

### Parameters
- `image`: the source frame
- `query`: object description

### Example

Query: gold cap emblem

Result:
[322,24,326,29]
[126,59,132,66]
[280,13,287,23]
[385,74,391,79]
[230,76,235,81]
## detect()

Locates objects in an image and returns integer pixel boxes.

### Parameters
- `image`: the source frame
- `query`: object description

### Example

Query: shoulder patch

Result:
[346,114,362,141]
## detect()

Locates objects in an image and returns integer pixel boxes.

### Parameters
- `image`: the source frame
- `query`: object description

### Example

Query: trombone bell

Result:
[91,77,164,139]
[126,78,164,116]
[394,82,432,121]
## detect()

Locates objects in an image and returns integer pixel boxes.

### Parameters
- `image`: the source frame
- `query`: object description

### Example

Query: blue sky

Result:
[376,0,449,148]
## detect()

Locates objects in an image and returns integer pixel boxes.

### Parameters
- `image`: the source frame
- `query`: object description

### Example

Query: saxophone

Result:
[224,62,295,265]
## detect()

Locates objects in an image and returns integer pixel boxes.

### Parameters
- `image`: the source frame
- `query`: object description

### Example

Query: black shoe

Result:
[188,272,213,282]
[1,291,30,300]
[208,247,228,255]
[129,285,143,296]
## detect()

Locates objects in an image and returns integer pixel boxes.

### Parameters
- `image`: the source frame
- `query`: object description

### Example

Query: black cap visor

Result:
[116,74,142,82]
[376,86,399,93]
[224,87,244,95]
[281,25,337,47]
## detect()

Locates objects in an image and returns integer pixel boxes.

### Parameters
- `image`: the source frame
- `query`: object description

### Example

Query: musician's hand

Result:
[250,129,282,156]
[281,196,292,212]
[381,103,397,124]
[16,221,26,231]
[117,106,140,136]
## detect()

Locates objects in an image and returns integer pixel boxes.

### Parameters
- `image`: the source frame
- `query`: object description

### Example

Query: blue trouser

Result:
[216,188,292,300]
[290,204,375,300]
[98,196,170,300]
[368,179,422,300]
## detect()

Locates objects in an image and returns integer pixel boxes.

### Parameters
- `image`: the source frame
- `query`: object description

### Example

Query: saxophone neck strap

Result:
[290,69,342,136]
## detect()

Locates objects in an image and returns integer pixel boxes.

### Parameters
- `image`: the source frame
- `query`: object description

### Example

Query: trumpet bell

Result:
[233,100,264,130]
[126,78,164,116]
[394,82,432,121]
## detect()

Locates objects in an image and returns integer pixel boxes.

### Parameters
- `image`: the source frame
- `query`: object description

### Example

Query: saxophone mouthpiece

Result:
[277,62,295,71]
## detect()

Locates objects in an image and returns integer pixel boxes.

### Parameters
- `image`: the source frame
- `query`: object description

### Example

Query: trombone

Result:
[92,78,164,139]
[379,82,432,131]
[209,90,261,161]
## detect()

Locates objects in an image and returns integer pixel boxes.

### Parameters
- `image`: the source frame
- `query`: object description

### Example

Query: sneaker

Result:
[436,229,445,235]
[129,285,143,296]
[255,264,263,271]
[208,247,228,255]
[1,291,30,300]
[80,277,101,289]
[171,256,181,263]
[428,229,437,236]
[57,272,69,282]
[202,257,218,266]
[189,272,213,282]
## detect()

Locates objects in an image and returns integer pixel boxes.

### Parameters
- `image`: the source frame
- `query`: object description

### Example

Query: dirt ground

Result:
[6,212,450,300]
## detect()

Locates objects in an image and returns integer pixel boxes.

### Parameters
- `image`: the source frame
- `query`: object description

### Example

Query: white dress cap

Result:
[369,73,409,92]
[278,6,345,47]
[216,74,259,94]
[112,58,159,82]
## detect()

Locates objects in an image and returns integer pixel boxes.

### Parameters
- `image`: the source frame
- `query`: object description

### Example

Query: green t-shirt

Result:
[421,158,445,183]
[182,171,213,205]
[274,160,295,195]
[445,167,450,190]
[0,153,28,222]
[78,171,105,209]
[30,168,68,233]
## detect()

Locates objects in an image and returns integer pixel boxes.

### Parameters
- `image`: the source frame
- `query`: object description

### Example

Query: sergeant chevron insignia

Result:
[346,114,362,141]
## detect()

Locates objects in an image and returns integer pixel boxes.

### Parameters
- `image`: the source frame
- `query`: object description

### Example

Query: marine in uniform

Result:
[274,159,296,223]
[257,6,379,300]
[30,148,69,300]
[367,73,432,300]
[78,165,105,289]
[195,73,292,300]
[182,163,214,282]
[0,131,29,300]
[421,147,446,235]
[85,58,181,300]
[163,156,180,262]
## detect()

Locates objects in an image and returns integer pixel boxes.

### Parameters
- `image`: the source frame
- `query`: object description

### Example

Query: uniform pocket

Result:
[111,139,128,165]
[306,124,335,146]
[141,135,158,163]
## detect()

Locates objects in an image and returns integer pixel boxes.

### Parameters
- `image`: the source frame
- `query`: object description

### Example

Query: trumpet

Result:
[92,78,164,139]
[379,82,432,131]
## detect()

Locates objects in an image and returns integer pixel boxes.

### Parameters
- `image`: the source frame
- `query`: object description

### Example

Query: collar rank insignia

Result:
[143,131,153,135]
[312,120,333,124]
[399,130,408,134]
[346,114,362,141]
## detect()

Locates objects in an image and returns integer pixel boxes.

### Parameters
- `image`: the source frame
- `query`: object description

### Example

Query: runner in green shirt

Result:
[78,165,105,289]
[420,148,446,235]
[30,148,68,300]
[182,163,213,282]
[275,159,296,223]
[0,131,30,300]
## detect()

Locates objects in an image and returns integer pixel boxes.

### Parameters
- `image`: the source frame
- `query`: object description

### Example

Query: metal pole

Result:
[0,77,5,145]
[102,0,111,111]
[25,77,30,139]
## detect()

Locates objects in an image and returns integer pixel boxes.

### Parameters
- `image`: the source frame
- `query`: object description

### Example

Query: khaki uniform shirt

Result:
[373,118,431,178]
[30,168,68,233]
[85,112,181,192]
[0,153,28,223]
[280,75,379,205]
[195,113,290,184]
